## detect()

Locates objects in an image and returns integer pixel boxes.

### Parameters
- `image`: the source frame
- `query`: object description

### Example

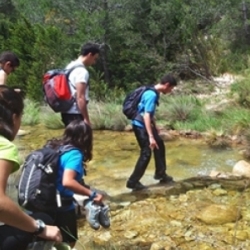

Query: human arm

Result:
[142,91,159,149]
[75,82,91,126]
[0,71,7,85]
[0,159,62,241]
[62,169,103,203]
[144,113,159,150]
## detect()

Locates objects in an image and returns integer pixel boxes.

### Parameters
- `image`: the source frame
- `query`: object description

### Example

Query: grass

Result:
[22,99,40,126]
[19,77,250,142]
[40,106,65,129]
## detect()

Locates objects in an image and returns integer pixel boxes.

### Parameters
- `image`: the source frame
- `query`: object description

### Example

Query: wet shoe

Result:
[126,181,147,191]
[154,174,174,183]
[99,204,111,228]
[84,200,101,230]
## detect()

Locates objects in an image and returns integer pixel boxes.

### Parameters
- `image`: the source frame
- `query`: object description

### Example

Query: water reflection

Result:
[13,126,243,196]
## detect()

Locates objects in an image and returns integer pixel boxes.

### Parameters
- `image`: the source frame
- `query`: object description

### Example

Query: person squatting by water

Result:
[61,43,100,127]
[126,74,177,191]
[33,120,110,248]
[0,85,62,250]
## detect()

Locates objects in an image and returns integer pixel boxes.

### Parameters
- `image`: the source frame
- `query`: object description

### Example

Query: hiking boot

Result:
[84,200,101,230]
[126,180,147,191]
[154,174,174,183]
[99,204,111,228]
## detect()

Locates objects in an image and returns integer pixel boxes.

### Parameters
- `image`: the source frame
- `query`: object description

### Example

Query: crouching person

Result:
[32,120,110,249]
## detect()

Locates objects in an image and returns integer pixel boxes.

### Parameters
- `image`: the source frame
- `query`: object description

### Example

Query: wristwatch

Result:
[33,219,46,235]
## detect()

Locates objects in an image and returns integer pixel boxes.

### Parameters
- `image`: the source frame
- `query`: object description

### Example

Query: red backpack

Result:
[43,65,84,112]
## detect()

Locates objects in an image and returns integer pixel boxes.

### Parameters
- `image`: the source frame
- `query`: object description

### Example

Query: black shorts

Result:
[47,209,78,244]
[0,212,53,250]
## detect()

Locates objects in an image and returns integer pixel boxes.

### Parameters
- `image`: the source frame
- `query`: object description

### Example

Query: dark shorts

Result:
[47,209,78,244]
[61,113,83,127]
[0,212,53,250]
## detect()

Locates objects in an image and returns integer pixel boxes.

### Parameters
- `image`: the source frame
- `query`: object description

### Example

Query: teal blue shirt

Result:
[57,149,84,198]
[132,89,158,128]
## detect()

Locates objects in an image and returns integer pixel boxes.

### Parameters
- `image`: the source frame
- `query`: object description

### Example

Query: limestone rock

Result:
[124,124,132,131]
[196,204,240,225]
[159,131,176,141]
[233,160,250,178]
[17,129,30,136]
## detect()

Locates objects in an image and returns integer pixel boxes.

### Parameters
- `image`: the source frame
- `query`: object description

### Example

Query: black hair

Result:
[160,74,177,86]
[0,51,20,67]
[0,85,24,140]
[45,120,93,163]
[80,43,100,56]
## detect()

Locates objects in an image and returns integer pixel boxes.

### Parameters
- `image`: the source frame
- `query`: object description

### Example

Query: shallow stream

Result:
[14,125,243,196]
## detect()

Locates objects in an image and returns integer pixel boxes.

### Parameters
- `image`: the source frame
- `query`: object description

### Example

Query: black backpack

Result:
[17,145,75,212]
[122,85,159,122]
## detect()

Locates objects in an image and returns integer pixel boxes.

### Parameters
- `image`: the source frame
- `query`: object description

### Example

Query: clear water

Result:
[13,127,243,196]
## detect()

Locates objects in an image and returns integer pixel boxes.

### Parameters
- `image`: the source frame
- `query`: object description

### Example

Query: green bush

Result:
[89,101,128,131]
[230,76,250,108]
[158,95,203,123]
[221,106,250,134]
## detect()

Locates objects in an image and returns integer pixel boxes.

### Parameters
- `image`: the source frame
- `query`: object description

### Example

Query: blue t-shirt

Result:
[56,149,84,211]
[132,89,158,128]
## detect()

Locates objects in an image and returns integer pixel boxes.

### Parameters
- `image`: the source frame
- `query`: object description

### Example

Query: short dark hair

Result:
[0,51,20,67]
[160,74,177,86]
[80,43,100,56]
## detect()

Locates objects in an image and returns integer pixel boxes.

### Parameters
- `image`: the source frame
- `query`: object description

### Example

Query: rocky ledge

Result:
[76,175,250,250]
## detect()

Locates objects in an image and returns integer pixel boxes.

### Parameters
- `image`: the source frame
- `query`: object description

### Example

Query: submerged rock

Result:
[76,176,250,250]
[196,204,240,225]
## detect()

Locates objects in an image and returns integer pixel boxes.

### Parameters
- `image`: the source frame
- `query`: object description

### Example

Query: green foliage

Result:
[6,18,36,92]
[22,99,40,126]
[221,107,250,134]
[204,129,231,149]
[159,95,203,124]
[89,101,128,131]
[0,0,250,99]
[40,106,64,129]
[230,76,250,108]
[26,24,70,101]
[173,112,222,132]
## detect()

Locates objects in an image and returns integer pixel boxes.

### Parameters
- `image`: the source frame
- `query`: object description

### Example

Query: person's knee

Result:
[141,148,151,158]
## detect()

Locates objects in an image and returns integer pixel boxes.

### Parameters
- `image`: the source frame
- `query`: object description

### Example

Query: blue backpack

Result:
[122,85,159,122]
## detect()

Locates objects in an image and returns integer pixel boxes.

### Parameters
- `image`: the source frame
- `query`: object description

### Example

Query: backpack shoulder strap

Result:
[59,145,78,155]
[146,85,160,106]
[65,65,86,90]
[66,65,85,78]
